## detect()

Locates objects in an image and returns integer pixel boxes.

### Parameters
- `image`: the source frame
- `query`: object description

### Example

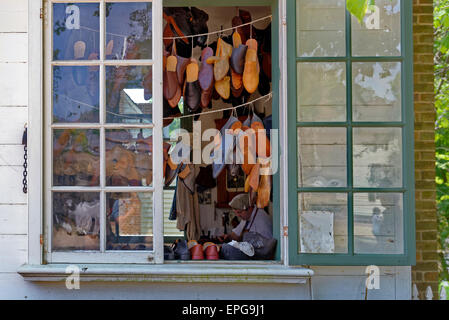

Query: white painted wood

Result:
[0,64,28,106]
[425,285,433,300]
[0,166,27,204]
[394,266,412,300]
[0,34,27,62]
[0,235,27,272]
[27,0,44,265]
[440,285,447,300]
[311,274,396,300]
[0,204,27,234]
[412,283,419,300]
[0,145,25,166]
[152,0,163,264]
[0,107,27,144]
[0,272,311,300]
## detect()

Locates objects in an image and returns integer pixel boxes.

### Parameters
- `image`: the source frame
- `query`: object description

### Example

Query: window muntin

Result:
[290,0,413,265]
[46,0,161,263]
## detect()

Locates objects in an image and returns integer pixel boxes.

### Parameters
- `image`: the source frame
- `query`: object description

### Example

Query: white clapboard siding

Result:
[0,33,28,62]
[0,64,28,106]
[0,145,24,166]
[0,166,27,204]
[0,204,27,235]
[0,107,27,144]
[0,234,27,273]
[0,0,27,33]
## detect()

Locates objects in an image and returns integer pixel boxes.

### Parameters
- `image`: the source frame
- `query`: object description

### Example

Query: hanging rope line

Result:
[163,14,272,41]
[164,92,272,120]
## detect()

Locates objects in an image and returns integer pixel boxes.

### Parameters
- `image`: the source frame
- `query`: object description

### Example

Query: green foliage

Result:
[435,0,449,281]
[346,0,376,23]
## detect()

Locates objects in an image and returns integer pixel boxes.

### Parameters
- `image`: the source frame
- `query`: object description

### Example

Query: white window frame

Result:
[40,0,164,264]
[24,0,313,281]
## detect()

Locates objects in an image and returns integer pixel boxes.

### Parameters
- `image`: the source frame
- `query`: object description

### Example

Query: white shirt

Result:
[232,207,273,239]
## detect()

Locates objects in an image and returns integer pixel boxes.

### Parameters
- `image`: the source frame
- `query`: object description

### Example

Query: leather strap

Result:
[163,12,189,44]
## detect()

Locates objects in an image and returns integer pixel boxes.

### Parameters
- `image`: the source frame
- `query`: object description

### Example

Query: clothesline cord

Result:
[164,92,272,120]
[163,14,272,41]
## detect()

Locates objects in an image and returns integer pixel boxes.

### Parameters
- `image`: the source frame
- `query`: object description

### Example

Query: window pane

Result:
[353,62,401,122]
[298,193,348,253]
[52,192,100,251]
[106,192,153,251]
[106,129,153,187]
[297,62,346,122]
[106,2,153,60]
[296,0,346,57]
[53,129,100,186]
[352,0,401,57]
[106,66,153,124]
[353,128,402,188]
[53,66,100,123]
[53,3,100,61]
[298,127,347,187]
[354,193,403,254]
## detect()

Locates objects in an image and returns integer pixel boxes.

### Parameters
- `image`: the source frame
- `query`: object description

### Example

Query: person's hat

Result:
[229,193,249,211]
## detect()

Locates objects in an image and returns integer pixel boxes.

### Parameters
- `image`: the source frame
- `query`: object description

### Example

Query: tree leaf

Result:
[347,0,369,24]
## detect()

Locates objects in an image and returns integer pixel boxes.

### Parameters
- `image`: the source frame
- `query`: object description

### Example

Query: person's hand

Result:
[218,234,229,243]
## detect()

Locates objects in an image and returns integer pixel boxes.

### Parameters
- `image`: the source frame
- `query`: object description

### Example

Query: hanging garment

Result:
[176,164,201,240]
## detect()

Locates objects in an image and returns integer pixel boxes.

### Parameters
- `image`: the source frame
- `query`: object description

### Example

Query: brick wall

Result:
[412,0,440,299]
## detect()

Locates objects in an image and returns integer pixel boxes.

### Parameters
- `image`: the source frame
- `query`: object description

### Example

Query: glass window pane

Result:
[297,62,346,122]
[298,193,348,253]
[298,127,347,187]
[106,2,153,60]
[354,193,403,254]
[352,0,401,57]
[353,128,402,188]
[106,192,153,251]
[106,129,153,187]
[296,0,346,57]
[53,129,100,186]
[352,62,402,122]
[106,66,153,124]
[53,3,100,61]
[53,66,100,123]
[52,192,100,251]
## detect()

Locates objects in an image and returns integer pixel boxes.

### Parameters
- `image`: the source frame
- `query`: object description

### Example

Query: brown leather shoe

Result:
[204,242,219,260]
[215,76,230,100]
[190,243,205,260]
[176,55,190,86]
[243,39,259,94]
[184,61,201,111]
[163,55,179,100]
[200,86,213,108]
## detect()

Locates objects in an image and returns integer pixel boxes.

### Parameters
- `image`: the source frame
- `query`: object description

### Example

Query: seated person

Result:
[219,193,273,260]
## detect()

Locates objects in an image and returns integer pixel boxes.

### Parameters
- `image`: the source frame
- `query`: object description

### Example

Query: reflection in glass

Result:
[53,66,100,123]
[298,193,348,253]
[297,62,346,122]
[106,66,153,123]
[353,62,401,122]
[52,192,100,251]
[296,0,346,57]
[354,193,403,254]
[298,127,347,187]
[53,129,100,186]
[353,128,402,188]
[352,0,401,57]
[106,192,153,251]
[106,129,153,187]
[105,2,153,60]
[53,3,100,61]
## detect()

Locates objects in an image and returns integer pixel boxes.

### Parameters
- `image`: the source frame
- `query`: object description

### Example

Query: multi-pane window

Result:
[46,0,163,263]
[289,0,414,265]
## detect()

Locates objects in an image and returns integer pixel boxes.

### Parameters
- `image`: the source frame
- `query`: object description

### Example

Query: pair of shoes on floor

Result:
[188,240,219,260]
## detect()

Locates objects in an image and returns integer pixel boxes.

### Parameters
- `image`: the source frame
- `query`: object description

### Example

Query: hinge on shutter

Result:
[40,3,48,24]
[283,226,288,237]
[40,234,44,245]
